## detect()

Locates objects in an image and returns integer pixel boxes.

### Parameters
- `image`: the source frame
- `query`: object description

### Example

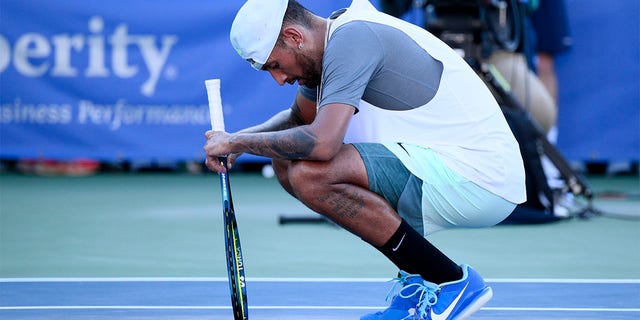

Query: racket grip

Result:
[205,79,225,131]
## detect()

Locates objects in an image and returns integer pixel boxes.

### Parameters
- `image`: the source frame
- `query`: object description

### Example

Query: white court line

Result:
[3,278,637,316]
[1,306,639,313]
[1,277,639,283]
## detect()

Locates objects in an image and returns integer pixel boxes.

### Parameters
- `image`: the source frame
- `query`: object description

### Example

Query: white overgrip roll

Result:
[205,79,225,131]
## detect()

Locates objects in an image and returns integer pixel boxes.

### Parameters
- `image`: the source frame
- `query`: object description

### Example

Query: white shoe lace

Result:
[399,281,440,319]
[384,271,420,302]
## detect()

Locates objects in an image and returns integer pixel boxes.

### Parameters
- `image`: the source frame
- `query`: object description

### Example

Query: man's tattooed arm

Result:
[230,123,318,160]
[236,103,308,134]
[222,101,348,161]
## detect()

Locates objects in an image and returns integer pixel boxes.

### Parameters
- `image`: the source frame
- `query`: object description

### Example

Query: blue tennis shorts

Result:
[353,143,516,235]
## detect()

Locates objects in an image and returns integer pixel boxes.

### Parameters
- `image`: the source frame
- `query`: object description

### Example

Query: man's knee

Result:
[272,160,295,196]
[272,160,288,181]
[287,161,328,199]
[272,159,325,198]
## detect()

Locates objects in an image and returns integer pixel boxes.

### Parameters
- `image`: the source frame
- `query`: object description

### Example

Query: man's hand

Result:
[204,130,236,173]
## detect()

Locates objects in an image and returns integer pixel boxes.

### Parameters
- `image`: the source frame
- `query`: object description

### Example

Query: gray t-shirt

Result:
[298,20,443,111]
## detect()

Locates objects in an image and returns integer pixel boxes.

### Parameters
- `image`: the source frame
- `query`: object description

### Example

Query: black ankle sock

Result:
[379,219,462,284]
[374,241,418,275]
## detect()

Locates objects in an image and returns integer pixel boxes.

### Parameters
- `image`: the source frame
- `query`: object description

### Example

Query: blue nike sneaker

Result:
[360,271,427,320]
[402,264,493,320]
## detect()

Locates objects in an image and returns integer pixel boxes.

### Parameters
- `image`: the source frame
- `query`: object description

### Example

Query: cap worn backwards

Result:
[230,0,289,70]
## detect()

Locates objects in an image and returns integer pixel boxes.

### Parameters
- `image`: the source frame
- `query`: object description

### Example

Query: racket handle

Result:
[205,78,225,131]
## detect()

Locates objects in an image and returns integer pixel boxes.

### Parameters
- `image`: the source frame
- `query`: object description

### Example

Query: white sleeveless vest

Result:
[330,0,526,203]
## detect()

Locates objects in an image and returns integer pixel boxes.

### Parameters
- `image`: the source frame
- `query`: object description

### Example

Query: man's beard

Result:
[295,51,322,88]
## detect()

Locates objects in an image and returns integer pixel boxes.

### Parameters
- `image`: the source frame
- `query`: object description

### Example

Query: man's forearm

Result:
[237,108,305,134]
[230,126,317,160]
[217,106,309,162]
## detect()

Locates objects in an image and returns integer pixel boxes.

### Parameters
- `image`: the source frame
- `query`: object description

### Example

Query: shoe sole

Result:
[453,286,493,320]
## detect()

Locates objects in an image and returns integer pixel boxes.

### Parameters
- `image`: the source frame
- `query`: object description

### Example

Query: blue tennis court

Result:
[2,278,639,319]
[1,173,639,320]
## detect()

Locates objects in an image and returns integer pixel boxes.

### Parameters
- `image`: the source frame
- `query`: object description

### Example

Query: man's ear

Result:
[281,26,304,48]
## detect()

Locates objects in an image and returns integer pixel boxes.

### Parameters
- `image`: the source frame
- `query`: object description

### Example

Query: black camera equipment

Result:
[422,0,601,218]
[422,0,522,64]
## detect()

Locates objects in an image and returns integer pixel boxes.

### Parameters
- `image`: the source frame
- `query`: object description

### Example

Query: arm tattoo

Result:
[268,128,316,159]
[232,126,316,159]
[231,103,316,159]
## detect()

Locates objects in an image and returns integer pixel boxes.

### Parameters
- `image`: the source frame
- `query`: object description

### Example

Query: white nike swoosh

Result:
[430,282,469,320]
[391,233,406,252]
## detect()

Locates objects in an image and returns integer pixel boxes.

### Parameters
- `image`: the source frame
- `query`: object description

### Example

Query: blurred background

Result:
[0,0,638,175]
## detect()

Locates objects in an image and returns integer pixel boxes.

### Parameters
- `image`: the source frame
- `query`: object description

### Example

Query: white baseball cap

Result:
[230,0,289,70]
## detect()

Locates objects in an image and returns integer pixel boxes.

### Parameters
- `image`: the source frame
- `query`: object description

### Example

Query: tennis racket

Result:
[205,79,249,320]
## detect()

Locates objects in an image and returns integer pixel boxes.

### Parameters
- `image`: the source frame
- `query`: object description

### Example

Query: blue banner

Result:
[1,0,638,163]
[0,1,282,162]
[555,0,639,162]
